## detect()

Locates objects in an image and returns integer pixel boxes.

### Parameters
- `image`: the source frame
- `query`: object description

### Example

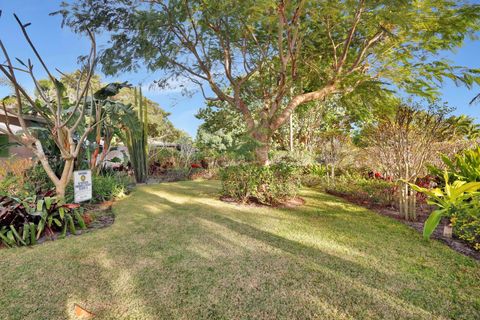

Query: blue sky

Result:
[0,0,479,138]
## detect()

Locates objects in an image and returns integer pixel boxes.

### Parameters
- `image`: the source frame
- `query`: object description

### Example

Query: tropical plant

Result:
[0,192,86,248]
[84,84,148,183]
[408,172,480,240]
[122,87,148,183]
[428,147,480,184]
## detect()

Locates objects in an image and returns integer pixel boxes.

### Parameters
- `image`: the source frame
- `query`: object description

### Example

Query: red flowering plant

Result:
[414,175,437,203]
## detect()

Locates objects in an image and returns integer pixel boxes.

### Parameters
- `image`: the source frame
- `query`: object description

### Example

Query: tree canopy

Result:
[57,0,480,163]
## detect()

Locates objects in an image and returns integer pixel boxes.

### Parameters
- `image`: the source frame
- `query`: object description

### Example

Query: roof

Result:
[0,109,48,125]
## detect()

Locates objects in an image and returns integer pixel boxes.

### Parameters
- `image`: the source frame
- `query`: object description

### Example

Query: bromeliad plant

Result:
[407,172,480,240]
[0,192,86,248]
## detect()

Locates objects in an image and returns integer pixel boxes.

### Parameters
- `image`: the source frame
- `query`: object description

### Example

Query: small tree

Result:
[362,103,459,220]
[0,14,98,198]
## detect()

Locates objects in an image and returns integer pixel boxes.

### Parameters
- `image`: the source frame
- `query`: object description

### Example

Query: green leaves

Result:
[220,163,301,205]
[0,193,89,248]
[408,171,480,240]
[423,210,444,240]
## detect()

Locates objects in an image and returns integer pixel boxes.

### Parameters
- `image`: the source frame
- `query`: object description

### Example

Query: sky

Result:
[0,0,480,138]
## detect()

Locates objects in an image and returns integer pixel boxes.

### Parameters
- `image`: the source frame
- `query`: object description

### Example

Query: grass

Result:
[0,180,479,319]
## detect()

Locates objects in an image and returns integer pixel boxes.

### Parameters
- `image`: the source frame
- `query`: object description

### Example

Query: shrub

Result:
[423,147,480,249]
[220,163,301,205]
[300,163,328,187]
[451,202,480,250]
[325,175,397,207]
[428,146,480,184]
[270,150,316,167]
[408,173,480,241]
[189,168,218,180]
[66,172,132,203]
[0,158,34,196]
[23,163,55,195]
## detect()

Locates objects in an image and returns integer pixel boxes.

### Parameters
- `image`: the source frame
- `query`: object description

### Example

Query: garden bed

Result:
[0,201,115,249]
[48,201,115,241]
[327,190,480,260]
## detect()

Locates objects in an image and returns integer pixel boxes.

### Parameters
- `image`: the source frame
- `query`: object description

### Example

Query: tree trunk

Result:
[56,184,66,200]
[408,189,417,221]
[56,158,75,200]
[254,143,270,166]
[289,113,294,152]
[252,131,270,166]
[399,183,417,221]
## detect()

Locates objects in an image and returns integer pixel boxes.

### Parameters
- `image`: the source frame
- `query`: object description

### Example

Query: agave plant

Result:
[408,172,480,240]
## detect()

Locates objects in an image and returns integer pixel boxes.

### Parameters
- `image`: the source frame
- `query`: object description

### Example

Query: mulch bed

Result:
[327,191,480,261]
[78,201,115,233]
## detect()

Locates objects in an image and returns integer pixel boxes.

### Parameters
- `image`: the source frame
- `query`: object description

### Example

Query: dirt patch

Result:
[277,197,306,208]
[327,191,480,261]
[80,201,115,231]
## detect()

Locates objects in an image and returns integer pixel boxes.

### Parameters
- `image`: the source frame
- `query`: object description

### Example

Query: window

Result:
[0,134,10,158]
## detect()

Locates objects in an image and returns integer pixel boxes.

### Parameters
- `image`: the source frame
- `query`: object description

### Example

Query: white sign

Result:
[74,170,92,203]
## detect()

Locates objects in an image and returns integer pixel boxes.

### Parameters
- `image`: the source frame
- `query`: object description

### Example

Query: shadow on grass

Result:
[0,181,478,319]
[76,182,476,319]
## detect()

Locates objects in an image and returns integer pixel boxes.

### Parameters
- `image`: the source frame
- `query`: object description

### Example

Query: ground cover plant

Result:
[0,181,478,319]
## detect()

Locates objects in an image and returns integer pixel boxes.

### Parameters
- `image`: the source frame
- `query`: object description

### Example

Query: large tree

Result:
[57,0,480,164]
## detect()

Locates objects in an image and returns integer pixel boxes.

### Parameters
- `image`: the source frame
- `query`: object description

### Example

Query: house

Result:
[0,109,47,160]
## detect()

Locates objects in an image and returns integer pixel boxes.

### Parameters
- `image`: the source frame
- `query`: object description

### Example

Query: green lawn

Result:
[0,181,479,319]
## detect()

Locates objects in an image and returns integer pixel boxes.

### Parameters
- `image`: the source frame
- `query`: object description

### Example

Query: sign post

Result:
[73,170,92,203]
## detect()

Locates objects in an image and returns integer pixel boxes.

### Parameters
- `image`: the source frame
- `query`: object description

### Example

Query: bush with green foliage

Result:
[325,173,397,207]
[423,148,480,249]
[428,146,480,184]
[220,163,301,205]
[4,163,132,204]
[451,202,480,250]
[65,173,132,203]
[23,164,56,195]
[300,163,328,187]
